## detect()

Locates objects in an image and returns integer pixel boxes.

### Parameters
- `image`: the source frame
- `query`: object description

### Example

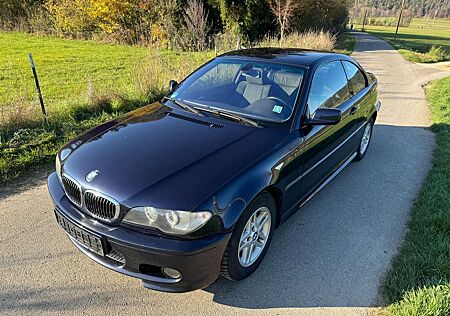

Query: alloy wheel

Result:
[238,207,272,267]
[360,123,372,155]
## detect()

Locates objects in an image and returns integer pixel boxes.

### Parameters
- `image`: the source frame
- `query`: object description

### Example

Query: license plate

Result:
[55,210,105,256]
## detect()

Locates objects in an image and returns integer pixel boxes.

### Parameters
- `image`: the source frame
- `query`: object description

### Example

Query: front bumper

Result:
[47,172,230,292]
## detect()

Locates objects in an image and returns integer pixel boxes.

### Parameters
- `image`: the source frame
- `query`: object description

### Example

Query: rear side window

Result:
[342,61,367,95]
[307,61,350,114]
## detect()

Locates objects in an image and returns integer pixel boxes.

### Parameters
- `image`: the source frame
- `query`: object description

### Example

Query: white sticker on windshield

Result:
[171,92,178,98]
[272,105,283,113]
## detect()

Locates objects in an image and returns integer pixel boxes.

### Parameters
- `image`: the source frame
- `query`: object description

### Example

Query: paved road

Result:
[1,33,449,316]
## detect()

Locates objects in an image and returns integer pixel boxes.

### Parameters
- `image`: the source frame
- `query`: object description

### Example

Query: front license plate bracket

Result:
[55,210,105,256]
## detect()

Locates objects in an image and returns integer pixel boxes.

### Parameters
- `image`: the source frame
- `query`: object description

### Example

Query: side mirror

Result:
[169,80,178,92]
[303,108,342,125]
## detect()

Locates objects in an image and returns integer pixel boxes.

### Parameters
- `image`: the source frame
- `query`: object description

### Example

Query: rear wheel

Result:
[354,118,374,161]
[220,192,276,281]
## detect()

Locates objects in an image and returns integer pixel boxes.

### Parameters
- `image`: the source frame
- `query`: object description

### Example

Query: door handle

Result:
[350,105,359,115]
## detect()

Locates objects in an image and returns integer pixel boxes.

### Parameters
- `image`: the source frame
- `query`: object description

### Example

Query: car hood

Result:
[61,102,287,210]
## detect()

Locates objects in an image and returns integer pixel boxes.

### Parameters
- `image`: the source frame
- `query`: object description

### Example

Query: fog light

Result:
[162,267,181,279]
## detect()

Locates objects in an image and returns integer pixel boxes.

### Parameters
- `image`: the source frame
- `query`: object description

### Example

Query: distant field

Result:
[354,18,450,62]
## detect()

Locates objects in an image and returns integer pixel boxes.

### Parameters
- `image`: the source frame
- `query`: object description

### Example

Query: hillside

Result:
[352,0,449,18]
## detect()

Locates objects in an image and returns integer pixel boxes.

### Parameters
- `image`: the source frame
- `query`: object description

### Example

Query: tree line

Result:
[0,0,349,49]
[351,0,449,20]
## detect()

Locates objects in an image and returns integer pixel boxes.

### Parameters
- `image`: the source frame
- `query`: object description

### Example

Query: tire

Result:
[220,192,276,281]
[354,118,374,161]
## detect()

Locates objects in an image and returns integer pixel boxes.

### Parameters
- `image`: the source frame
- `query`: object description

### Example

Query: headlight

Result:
[122,207,212,235]
[55,153,62,182]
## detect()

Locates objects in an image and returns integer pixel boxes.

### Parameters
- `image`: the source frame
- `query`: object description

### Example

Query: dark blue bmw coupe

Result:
[48,48,380,292]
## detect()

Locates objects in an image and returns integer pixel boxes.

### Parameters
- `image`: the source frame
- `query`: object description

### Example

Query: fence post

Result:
[361,9,367,31]
[394,0,405,41]
[29,53,48,125]
[214,35,217,57]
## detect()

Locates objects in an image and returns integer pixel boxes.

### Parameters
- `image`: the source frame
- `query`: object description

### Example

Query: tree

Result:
[177,0,211,51]
[294,0,349,32]
[210,0,274,42]
[267,0,298,43]
[45,0,95,34]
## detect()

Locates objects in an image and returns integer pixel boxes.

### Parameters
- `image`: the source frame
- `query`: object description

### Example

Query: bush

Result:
[429,46,449,62]
[172,0,211,51]
[354,16,412,27]
[1,1,350,47]
[213,30,249,52]
[294,0,349,32]
[399,45,450,63]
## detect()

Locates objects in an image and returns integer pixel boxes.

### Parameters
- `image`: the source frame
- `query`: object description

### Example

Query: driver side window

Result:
[307,61,350,115]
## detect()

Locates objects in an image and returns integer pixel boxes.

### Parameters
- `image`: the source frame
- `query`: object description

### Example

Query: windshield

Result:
[168,58,305,123]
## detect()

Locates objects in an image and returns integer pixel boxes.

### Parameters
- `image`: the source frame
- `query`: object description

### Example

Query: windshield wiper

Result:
[193,106,260,127]
[162,96,204,116]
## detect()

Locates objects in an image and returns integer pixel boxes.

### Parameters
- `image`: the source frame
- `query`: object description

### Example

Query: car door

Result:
[341,60,370,130]
[297,61,358,201]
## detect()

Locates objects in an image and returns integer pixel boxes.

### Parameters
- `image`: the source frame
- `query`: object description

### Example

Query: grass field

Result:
[381,76,450,315]
[0,32,213,182]
[354,18,450,63]
[0,32,212,124]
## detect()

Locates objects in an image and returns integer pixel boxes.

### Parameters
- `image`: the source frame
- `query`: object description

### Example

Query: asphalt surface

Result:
[1,32,449,316]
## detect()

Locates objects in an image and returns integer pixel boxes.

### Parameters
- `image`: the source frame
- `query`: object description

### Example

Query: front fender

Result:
[213,164,274,230]
[195,136,298,232]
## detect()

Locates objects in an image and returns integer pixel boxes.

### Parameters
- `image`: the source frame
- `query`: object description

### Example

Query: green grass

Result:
[0,31,213,183]
[0,32,147,121]
[381,75,450,315]
[0,32,212,118]
[354,18,450,63]
[335,32,356,55]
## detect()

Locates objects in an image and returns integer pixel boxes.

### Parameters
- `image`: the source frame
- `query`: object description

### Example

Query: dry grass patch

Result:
[257,30,336,51]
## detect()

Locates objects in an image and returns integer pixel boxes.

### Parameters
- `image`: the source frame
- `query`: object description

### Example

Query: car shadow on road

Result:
[203,124,435,309]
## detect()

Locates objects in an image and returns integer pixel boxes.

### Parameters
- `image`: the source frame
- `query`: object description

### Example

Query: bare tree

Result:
[178,0,211,51]
[268,0,298,44]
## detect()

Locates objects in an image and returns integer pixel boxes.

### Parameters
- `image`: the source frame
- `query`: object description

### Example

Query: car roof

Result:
[218,48,351,68]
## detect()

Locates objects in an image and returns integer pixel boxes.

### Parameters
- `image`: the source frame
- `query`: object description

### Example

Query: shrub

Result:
[400,46,450,63]
[213,30,249,52]
[428,46,449,62]
[173,0,211,51]
[294,0,349,32]
[45,0,93,35]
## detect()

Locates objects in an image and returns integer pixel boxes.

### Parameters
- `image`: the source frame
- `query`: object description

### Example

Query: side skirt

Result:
[280,152,357,224]
[298,152,357,208]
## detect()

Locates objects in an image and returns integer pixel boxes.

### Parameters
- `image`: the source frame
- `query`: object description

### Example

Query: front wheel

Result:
[220,192,276,281]
[354,118,374,161]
